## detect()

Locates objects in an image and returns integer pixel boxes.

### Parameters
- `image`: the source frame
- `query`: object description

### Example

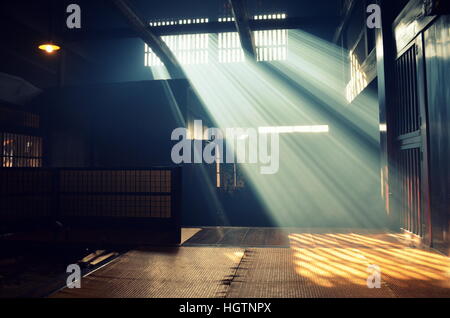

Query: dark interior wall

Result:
[424,15,450,253]
[35,79,224,227]
[66,38,156,85]
[35,78,293,228]
[37,80,188,167]
[0,13,59,89]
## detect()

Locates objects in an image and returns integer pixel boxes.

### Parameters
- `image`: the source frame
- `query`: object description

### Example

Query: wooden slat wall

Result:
[0,168,182,242]
[394,43,424,237]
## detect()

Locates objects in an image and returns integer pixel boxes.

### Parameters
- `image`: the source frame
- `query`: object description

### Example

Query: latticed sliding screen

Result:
[0,133,43,168]
[395,45,421,136]
[59,169,173,218]
[0,168,179,221]
[394,43,424,237]
[0,169,53,219]
[398,148,423,236]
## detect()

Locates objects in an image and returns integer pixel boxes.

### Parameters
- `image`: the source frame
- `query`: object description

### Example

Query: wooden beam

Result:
[3,49,57,75]
[229,0,257,60]
[62,16,339,42]
[393,0,438,56]
[375,0,397,227]
[111,0,185,79]
[332,0,357,43]
[361,48,377,84]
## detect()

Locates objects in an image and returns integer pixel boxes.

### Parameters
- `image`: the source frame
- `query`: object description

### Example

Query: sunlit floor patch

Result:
[52,247,245,298]
[289,231,450,297]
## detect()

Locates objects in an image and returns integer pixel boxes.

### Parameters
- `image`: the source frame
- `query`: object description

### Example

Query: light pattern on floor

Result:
[289,232,450,297]
[51,229,450,298]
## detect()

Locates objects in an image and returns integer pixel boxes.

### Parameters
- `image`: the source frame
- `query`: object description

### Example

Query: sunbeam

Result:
[152,29,384,228]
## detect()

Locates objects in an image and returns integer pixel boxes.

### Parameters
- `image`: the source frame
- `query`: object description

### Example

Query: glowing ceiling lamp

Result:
[39,2,61,55]
[38,43,61,54]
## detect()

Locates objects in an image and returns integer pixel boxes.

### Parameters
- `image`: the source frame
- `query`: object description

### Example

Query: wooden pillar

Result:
[375,0,398,229]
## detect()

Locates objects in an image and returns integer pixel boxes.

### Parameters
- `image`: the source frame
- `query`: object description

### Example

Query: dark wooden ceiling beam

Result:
[332,0,357,43]
[61,16,339,41]
[3,49,57,75]
[229,0,257,60]
[111,0,185,79]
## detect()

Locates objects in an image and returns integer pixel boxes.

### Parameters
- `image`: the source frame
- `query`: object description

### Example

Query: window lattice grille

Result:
[145,14,287,67]
[1,133,42,168]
